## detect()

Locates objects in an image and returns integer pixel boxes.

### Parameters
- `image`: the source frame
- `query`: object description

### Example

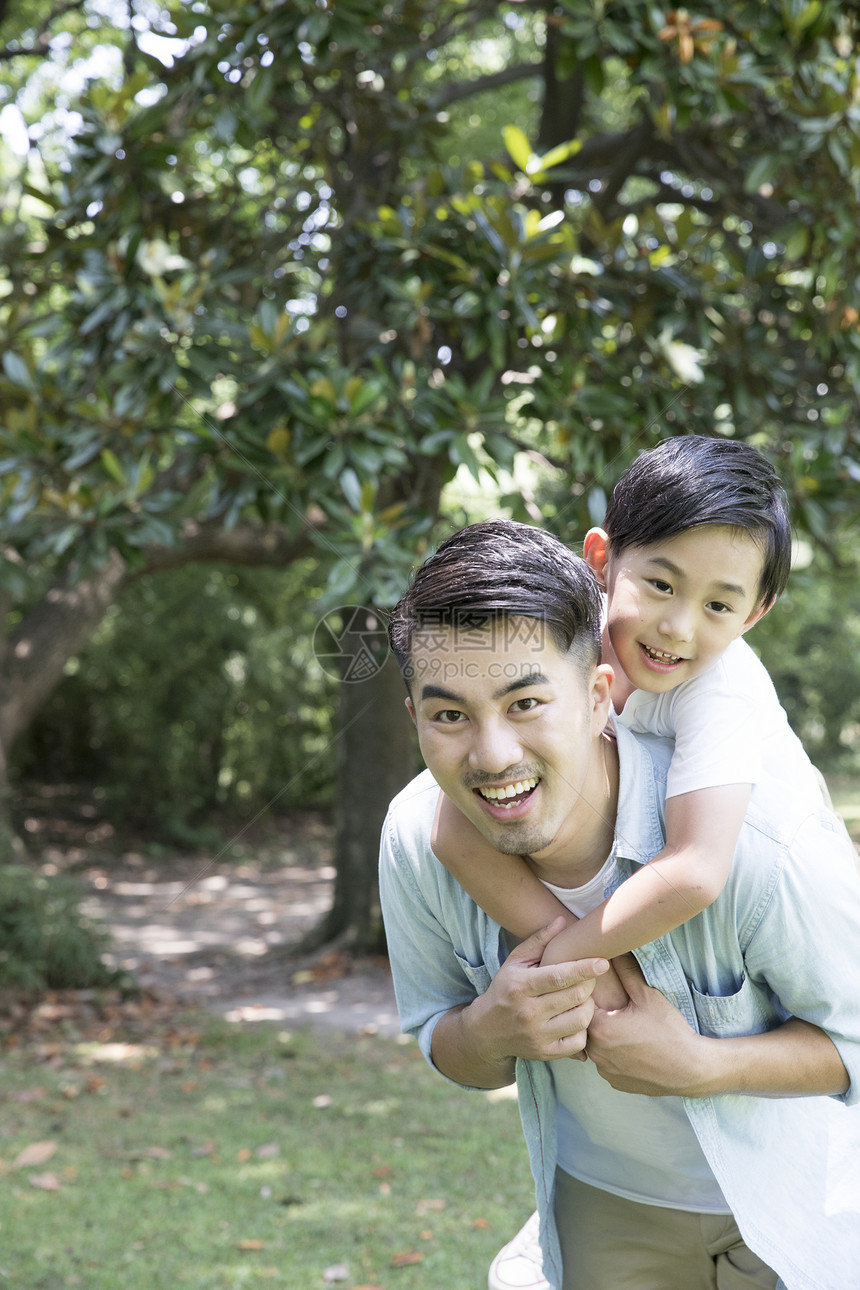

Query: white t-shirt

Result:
[545,864,731,1213]
[613,637,821,801]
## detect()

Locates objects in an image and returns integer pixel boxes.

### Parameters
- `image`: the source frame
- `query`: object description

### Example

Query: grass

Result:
[0,1012,532,1290]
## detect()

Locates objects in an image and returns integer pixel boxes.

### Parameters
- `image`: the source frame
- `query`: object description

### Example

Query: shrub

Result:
[0,866,121,991]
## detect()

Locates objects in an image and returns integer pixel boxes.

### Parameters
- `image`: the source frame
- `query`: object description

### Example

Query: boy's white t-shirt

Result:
[612,636,821,800]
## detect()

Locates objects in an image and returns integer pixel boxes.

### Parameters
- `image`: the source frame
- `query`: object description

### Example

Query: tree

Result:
[0,0,858,950]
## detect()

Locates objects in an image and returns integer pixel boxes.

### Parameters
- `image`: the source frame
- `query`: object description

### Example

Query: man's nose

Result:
[468,715,524,774]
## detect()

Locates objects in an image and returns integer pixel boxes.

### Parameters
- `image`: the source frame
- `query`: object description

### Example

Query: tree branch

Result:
[0,0,87,61]
[434,59,544,109]
[0,516,323,748]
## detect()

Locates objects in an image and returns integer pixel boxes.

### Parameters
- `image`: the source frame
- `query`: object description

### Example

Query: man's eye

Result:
[511,697,540,713]
[435,709,465,724]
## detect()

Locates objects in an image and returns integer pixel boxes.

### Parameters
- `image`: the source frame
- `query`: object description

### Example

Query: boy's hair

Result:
[604,436,792,606]
[388,519,602,683]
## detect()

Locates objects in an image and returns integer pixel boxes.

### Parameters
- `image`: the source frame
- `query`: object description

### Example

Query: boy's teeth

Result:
[479,777,538,802]
[645,645,682,663]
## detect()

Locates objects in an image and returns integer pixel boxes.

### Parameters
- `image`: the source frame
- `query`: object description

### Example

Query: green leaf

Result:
[101,449,127,487]
[502,124,532,173]
[3,352,34,390]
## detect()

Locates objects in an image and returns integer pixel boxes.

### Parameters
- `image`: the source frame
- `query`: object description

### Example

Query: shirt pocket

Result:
[688,973,773,1038]
[453,952,492,995]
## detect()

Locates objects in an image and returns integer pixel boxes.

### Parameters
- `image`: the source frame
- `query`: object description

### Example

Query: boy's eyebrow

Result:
[420,673,551,704]
[646,556,748,599]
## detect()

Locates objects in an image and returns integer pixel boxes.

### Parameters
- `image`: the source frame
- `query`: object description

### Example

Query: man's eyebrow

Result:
[646,556,748,599]
[420,673,551,705]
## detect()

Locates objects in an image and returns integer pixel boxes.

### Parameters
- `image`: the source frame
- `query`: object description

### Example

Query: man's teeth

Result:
[478,777,538,807]
[644,645,682,664]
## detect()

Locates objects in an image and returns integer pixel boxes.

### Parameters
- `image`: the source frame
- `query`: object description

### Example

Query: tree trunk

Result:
[316,649,418,955]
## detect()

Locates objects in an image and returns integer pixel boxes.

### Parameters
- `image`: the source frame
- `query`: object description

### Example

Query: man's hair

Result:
[388,519,603,682]
[604,436,792,606]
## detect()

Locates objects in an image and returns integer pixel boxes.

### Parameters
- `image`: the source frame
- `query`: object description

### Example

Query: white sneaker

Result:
[488,1211,550,1290]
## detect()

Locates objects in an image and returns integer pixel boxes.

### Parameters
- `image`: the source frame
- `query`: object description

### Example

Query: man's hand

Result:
[470,917,609,1064]
[430,918,609,1088]
[585,954,709,1096]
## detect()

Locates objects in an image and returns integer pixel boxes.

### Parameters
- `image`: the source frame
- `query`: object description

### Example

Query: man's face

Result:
[406,617,612,865]
[597,525,770,697]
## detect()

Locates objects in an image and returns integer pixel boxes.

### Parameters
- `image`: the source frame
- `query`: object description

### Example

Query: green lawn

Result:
[0,1012,531,1290]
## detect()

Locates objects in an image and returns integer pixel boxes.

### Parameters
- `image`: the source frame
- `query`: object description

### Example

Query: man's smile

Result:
[475,775,540,807]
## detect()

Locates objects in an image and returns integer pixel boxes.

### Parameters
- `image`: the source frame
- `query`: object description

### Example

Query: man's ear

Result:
[740,597,773,636]
[405,696,417,725]
[583,528,610,586]
[590,663,614,733]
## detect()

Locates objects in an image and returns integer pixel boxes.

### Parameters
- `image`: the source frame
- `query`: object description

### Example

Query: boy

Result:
[432,436,824,1010]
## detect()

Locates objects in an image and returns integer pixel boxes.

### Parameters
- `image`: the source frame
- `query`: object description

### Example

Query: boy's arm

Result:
[540,783,751,968]
[432,791,572,939]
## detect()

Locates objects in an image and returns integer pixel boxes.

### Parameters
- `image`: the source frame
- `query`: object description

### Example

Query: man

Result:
[378,519,860,1290]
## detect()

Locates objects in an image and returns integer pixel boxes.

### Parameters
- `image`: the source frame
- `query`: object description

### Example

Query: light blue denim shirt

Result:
[379,723,860,1290]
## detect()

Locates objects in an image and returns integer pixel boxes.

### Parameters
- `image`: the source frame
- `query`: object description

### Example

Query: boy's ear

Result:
[405,696,417,725]
[740,597,774,635]
[583,527,610,586]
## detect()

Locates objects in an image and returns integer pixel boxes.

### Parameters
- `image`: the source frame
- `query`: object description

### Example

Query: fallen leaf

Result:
[236,1239,265,1250]
[256,1143,279,1158]
[14,1141,57,1169]
[419,1229,433,1240]
[29,1171,62,1190]
[415,1198,446,1213]
[313,1094,332,1109]
[391,1251,423,1267]
[473,1217,490,1229]
[237,1148,252,1161]
[322,1263,349,1283]
[11,1087,46,1103]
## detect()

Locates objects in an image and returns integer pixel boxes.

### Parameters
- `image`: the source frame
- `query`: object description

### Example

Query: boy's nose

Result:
[658,604,694,644]
[468,716,524,774]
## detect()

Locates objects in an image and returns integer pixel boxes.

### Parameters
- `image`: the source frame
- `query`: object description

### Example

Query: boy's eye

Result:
[707,601,732,615]
[648,578,673,594]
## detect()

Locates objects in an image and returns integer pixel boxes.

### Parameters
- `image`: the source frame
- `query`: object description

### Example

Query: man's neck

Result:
[524,733,620,889]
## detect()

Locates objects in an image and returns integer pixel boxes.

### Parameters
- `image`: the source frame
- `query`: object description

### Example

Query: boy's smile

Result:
[587,525,770,707]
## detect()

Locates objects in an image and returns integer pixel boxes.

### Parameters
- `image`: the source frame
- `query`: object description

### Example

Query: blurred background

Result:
[2,6,859,1287]
[1,0,859,970]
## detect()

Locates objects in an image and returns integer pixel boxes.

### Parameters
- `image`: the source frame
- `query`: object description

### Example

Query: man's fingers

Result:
[506,916,570,964]
[529,955,610,999]
[609,952,647,993]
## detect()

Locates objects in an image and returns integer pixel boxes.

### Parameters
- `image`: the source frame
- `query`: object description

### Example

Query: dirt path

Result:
[36,806,403,1038]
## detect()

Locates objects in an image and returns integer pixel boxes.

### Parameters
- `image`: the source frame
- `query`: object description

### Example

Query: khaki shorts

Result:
[555,1169,779,1290]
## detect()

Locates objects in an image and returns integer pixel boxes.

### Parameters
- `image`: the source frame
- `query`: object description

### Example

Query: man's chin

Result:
[483,825,553,857]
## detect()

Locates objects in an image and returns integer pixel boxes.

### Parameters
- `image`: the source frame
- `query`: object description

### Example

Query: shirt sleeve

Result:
[663,669,765,798]
[742,810,860,1104]
[377,800,491,1081]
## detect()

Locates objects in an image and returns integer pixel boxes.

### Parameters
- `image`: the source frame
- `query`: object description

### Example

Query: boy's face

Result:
[588,524,770,698]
